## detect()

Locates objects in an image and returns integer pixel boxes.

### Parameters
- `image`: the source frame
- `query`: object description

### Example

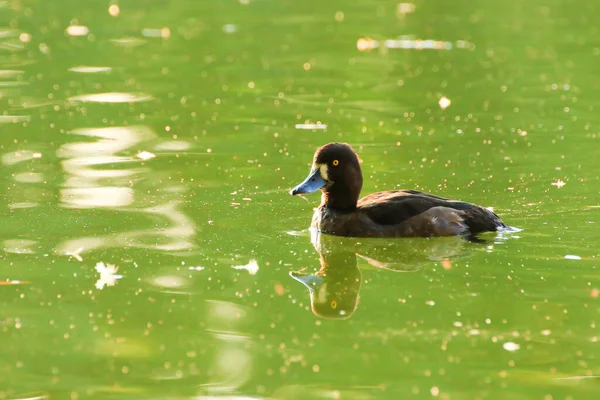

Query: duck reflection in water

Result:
[290,230,468,319]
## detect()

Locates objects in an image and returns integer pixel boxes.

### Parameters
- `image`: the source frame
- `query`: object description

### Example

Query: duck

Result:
[290,142,507,238]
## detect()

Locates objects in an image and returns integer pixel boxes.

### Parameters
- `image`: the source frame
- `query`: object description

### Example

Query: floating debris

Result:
[232,259,259,275]
[357,37,379,51]
[0,280,29,285]
[39,43,50,55]
[551,179,566,189]
[441,258,452,270]
[109,37,147,48]
[152,275,187,288]
[397,3,416,16]
[68,66,112,74]
[438,96,451,110]
[295,122,327,130]
[550,83,571,91]
[141,28,170,39]
[67,25,90,36]
[274,283,285,296]
[188,266,205,271]
[66,25,89,37]
[108,4,120,16]
[502,342,520,352]
[66,247,84,262]
[564,255,581,260]
[222,24,237,34]
[95,262,123,290]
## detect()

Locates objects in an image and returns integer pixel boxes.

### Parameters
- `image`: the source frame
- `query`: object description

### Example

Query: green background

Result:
[1,0,599,398]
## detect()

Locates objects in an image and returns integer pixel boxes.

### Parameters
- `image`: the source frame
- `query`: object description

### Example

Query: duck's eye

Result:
[332,160,339,166]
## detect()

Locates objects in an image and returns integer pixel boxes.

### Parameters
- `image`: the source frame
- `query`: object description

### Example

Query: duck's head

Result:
[290,142,363,210]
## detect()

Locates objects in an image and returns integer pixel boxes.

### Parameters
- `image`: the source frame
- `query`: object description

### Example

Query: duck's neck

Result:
[320,165,363,212]
[320,188,359,212]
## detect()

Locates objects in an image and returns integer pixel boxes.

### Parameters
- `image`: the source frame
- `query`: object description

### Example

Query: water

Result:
[1,0,599,398]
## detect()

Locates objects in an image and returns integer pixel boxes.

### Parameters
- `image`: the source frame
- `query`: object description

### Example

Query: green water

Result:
[1,0,599,398]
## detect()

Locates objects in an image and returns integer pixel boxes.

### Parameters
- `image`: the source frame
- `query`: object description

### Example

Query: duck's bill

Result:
[290,168,327,195]
[289,271,325,292]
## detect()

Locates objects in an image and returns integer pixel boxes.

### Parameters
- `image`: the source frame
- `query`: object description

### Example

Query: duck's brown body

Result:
[312,190,504,237]
[291,143,506,238]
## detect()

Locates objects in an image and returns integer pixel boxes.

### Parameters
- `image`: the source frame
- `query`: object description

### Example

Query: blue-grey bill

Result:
[290,168,326,195]
[289,271,325,292]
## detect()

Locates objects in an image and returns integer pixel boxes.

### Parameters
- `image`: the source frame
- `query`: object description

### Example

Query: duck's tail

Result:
[464,206,506,234]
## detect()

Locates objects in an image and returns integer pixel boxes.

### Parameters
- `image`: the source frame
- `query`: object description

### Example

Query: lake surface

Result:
[1,0,599,398]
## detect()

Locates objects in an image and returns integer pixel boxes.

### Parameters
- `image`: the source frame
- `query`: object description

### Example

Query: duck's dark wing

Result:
[357,190,505,234]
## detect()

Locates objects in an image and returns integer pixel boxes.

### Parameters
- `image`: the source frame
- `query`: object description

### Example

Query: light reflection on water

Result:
[199,300,254,393]
[0,115,30,123]
[52,124,197,254]
[67,92,154,103]
[1,0,600,398]
[2,239,37,254]
[3,150,45,210]
[58,126,154,208]
[68,66,112,74]
[56,199,197,255]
